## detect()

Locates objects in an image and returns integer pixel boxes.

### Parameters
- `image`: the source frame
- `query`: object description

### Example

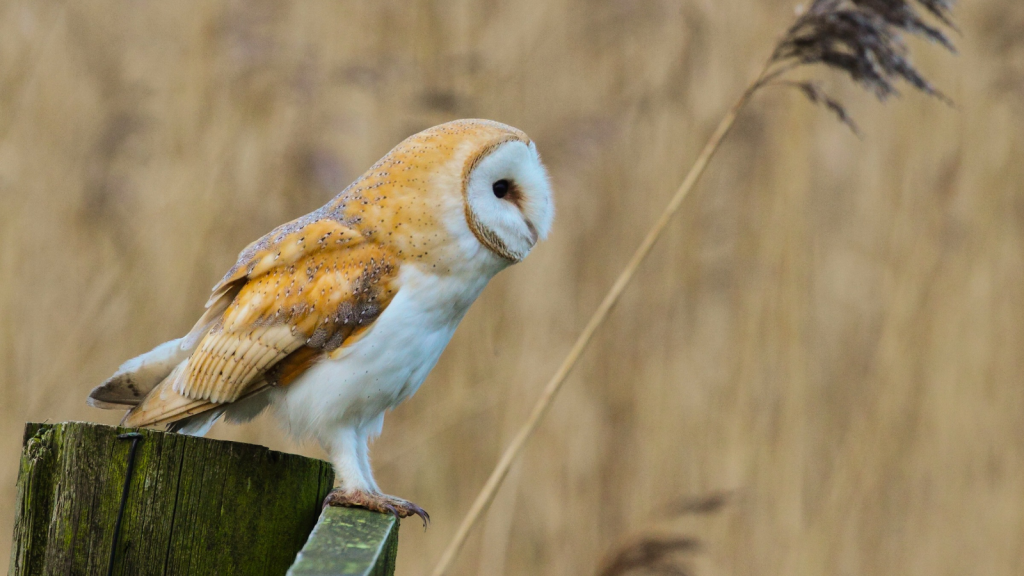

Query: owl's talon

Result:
[323,488,430,528]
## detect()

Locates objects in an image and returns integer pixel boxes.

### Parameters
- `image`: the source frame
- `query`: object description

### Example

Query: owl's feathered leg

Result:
[322,426,429,526]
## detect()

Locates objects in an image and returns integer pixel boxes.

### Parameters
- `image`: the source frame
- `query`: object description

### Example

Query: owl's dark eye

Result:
[492,179,510,199]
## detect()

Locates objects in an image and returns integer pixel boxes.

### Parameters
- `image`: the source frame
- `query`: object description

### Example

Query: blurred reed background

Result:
[1,1,1022,575]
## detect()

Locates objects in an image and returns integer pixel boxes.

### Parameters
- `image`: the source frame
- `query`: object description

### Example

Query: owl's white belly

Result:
[269,266,489,443]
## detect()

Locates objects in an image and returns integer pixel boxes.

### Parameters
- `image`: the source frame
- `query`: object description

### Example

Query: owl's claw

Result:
[323,488,430,527]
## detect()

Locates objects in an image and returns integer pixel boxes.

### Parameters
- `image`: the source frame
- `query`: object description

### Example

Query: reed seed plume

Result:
[597,536,700,576]
[755,0,957,133]
[595,492,730,576]
[430,3,958,575]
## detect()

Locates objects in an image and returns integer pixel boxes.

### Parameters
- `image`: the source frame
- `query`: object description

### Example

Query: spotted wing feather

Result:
[123,218,398,428]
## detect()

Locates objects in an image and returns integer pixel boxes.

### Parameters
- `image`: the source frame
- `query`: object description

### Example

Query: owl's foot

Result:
[323,488,430,527]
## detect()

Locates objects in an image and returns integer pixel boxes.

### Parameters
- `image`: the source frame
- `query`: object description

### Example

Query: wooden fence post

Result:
[8,422,399,576]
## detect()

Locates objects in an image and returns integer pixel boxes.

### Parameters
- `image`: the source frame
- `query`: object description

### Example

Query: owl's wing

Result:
[122,217,398,428]
[181,218,366,349]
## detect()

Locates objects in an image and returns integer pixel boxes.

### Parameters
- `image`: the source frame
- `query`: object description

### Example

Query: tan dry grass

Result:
[1,1,1022,575]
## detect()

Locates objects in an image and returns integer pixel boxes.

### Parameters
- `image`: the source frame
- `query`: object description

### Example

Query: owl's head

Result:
[339,120,553,270]
[460,126,553,263]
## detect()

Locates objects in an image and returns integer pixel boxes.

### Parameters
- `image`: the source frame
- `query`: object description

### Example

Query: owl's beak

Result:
[525,220,539,245]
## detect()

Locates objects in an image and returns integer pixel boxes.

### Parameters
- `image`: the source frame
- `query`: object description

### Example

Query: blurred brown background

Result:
[2,1,1022,575]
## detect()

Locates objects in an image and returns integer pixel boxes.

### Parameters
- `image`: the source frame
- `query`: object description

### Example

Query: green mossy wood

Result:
[287,508,398,576]
[6,422,398,576]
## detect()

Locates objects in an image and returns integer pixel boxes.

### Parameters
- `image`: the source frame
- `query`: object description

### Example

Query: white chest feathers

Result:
[271,266,492,440]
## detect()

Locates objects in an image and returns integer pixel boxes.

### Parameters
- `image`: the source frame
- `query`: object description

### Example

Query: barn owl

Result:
[88,119,554,523]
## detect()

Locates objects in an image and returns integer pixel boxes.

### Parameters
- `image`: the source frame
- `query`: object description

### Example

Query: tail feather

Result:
[123,365,271,431]
[166,387,273,436]
[88,338,190,408]
[167,409,225,436]
[121,361,206,426]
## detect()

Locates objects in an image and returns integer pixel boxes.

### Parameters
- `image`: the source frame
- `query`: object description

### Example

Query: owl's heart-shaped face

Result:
[463,138,553,263]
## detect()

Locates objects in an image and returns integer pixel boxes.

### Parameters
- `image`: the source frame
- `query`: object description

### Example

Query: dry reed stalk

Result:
[429,78,759,576]
[429,2,956,574]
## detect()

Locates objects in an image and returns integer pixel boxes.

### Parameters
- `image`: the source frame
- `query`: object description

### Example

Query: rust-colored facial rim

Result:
[461,135,531,263]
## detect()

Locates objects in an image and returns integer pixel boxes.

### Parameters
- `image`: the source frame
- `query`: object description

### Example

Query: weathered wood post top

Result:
[8,422,399,576]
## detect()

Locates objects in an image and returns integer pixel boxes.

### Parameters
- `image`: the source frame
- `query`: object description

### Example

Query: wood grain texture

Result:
[288,507,398,576]
[8,422,334,576]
